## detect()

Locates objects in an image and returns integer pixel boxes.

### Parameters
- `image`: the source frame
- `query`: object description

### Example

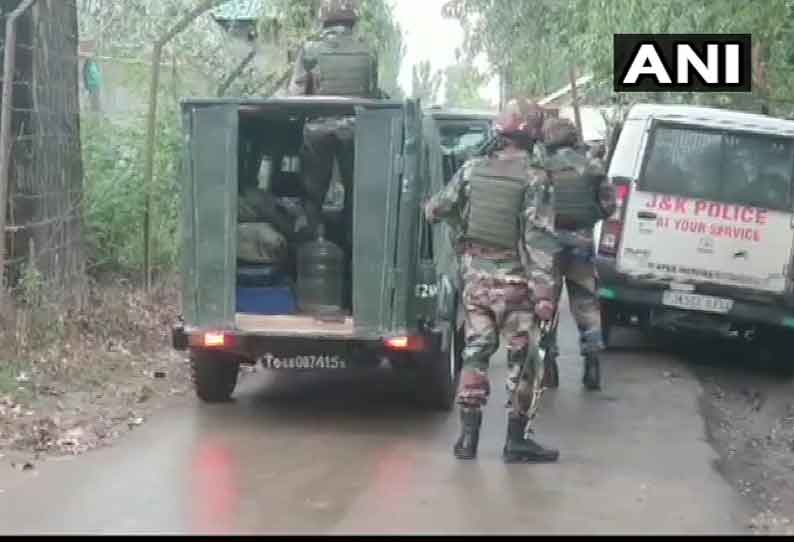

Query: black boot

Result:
[502,413,559,464]
[453,408,482,460]
[583,353,601,391]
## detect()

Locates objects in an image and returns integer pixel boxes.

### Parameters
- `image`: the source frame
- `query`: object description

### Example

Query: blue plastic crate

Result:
[236,286,297,315]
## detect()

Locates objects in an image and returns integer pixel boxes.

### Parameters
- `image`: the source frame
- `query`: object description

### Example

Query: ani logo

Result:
[614,34,752,93]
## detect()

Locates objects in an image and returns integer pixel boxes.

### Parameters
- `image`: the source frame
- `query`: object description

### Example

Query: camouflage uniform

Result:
[532,122,616,388]
[424,150,552,417]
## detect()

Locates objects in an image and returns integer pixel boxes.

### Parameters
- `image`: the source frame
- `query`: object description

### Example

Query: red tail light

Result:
[383,335,427,352]
[189,331,236,349]
[599,182,631,257]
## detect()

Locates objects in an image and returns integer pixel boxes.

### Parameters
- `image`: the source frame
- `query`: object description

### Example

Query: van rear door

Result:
[180,103,238,328]
[352,102,406,334]
[617,120,794,295]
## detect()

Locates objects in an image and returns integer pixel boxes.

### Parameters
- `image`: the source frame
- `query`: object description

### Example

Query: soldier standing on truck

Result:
[532,118,616,391]
[288,0,381,306]
[424,98,559,464]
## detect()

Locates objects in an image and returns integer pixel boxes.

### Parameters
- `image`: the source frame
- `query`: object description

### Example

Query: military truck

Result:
[172,97,464,410]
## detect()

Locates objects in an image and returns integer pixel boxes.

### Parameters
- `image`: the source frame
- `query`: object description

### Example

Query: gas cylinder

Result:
[296,224,345,314]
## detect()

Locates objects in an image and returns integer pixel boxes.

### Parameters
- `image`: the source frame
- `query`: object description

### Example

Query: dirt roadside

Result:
[0,281,195,469]
[681,338,794,535]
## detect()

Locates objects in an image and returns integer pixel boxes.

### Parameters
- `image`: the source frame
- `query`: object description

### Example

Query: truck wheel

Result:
[417,325,462,411]
[190,351,240,403]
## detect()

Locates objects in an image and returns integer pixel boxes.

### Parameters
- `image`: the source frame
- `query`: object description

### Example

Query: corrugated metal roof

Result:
[211,0,269,21]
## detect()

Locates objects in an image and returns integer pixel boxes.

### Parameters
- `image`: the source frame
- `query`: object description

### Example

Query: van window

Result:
[641,122,794,212]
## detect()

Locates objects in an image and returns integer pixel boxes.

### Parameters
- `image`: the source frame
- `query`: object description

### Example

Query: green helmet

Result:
[319,0,360,26]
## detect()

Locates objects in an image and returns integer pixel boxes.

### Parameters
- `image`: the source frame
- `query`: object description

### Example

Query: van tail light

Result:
[383,335,427,352]
[598,182,631,257]
[189,331,236,349]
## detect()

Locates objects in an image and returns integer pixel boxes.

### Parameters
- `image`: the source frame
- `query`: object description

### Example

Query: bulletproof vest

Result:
[466,157,528,250]
[547,150,605,231]
[313,31,375,97]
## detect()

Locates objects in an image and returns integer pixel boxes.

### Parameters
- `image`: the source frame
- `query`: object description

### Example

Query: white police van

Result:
[595,103,794,350]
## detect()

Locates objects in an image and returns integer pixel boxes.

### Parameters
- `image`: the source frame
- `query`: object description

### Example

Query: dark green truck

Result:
[171,98,496,410]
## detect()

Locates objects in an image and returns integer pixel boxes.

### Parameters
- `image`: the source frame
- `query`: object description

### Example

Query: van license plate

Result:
[261,354,347,370]
[661,292,733,314]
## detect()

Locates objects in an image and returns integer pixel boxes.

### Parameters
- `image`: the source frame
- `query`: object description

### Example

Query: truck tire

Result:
[417,325,463,411]
[190,351,240,403]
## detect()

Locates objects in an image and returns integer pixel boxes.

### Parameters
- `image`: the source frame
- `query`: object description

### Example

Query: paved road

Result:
[0,307,749,534]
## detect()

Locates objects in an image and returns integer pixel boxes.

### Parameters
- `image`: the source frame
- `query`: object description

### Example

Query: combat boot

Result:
[453,408,482,460]
[583,353,601,391]
[502,413,559,463]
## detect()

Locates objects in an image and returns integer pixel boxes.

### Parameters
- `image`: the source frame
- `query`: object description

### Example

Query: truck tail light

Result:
[599,182,631,257]
[189,331,236,349]
[384,335,427,352]
[203,332,226,347]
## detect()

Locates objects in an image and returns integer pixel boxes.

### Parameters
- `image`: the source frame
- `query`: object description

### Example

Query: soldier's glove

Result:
[534,299,556,321]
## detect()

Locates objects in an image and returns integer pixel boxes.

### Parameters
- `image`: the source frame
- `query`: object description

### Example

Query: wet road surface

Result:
[0,307,749,534]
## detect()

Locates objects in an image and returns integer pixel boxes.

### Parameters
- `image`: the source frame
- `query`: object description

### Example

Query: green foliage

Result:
[444,0,794,111]
[443,52,491,109]
[18,263,45,308]
[81,107,182,274]
[411,60,443,105]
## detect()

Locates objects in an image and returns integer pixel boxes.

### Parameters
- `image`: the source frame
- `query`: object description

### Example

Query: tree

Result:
[443,51,491,109]
[442,0,794,113]
[411,60,442,105]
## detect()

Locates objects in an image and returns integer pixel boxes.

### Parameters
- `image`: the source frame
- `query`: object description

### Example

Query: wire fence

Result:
[1,0,84,297]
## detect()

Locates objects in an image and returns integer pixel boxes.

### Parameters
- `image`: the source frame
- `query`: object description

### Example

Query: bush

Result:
[81,108,182,275]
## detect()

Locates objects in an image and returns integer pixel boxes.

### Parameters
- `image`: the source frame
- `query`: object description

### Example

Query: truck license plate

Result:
[661,291,733,314]
[261,353,347,370]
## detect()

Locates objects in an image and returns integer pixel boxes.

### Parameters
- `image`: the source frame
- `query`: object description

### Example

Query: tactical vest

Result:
[546,151,605,231]
[466,157,528,250]
[313,32,375,97]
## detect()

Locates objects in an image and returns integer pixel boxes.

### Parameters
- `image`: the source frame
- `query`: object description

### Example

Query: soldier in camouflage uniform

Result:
[532,118,616,390]
[424,99,559,464]
[289,0,380,306]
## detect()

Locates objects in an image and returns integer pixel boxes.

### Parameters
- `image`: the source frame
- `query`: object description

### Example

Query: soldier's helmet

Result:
[542,117,578,147]
[494,98,545,142]
[319,0,360,25]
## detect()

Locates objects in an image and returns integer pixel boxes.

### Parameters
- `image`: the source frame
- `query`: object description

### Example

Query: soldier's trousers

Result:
[456,276,544,418]
[548,247,604,357]
[300,116,356,226]
[300,116,356,305]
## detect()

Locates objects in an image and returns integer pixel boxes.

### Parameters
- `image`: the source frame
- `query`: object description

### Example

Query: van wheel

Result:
[417,326,462,411]
[191,350,240,403]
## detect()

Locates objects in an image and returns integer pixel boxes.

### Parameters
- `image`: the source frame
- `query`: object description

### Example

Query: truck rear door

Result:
[618,120,794,295]
[352,102,407,334]
[180,103,238,328]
